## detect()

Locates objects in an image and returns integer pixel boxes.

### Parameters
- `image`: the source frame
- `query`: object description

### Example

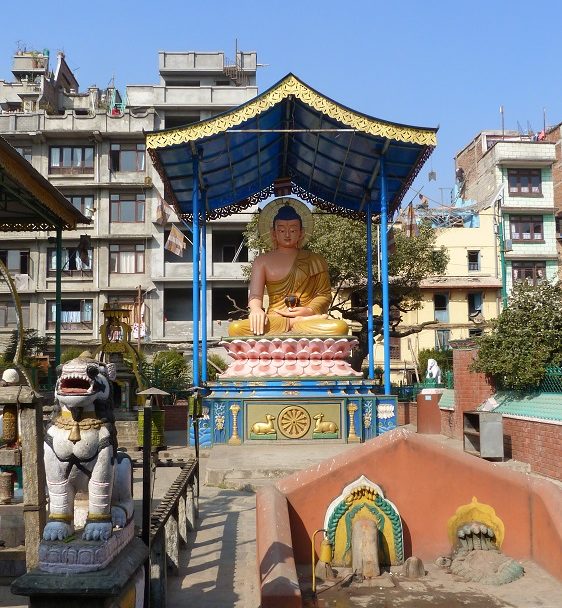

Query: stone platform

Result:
[38,520,135,573]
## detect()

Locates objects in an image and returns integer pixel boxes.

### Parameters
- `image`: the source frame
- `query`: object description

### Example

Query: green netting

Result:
[539,367,562,393]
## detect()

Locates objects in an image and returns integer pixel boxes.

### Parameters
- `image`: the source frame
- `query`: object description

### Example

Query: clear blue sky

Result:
[2,0,562,209]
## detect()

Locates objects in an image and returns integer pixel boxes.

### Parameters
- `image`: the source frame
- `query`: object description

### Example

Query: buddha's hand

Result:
[249,308,266,335]
[277,306,314,318]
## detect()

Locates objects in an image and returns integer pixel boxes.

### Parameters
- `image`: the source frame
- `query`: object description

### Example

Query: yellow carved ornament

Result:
[146,74,437,150]
[447,496,505,548]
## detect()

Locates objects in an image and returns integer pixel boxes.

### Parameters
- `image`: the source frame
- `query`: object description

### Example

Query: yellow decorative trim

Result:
[48,513,72,522]
[146,74,437,150]
[86,512,112,522]
[447,496,505,548]
[54,416,105,431]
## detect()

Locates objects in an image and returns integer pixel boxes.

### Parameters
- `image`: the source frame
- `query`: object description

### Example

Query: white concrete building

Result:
[0,48,258,352]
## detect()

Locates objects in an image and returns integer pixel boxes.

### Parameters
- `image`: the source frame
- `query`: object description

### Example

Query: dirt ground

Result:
[301,561,562,608]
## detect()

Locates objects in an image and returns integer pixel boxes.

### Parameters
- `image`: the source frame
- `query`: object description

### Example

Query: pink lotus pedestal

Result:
[219,337,362,379]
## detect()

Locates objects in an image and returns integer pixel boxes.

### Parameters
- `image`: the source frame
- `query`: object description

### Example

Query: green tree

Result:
[242,211,448,371]
[3,329,52,365]
[473,282,562,390]
[139,350,192,402]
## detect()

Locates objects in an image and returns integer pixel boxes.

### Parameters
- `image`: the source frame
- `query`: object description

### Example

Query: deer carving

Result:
[251,414,276,435]
[313,413,338,433]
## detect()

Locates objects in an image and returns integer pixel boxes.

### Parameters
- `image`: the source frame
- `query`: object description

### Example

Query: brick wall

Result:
[450,347,495,439]
[162,403,189,431]
[503,417,562,481]
[397,402,417,426]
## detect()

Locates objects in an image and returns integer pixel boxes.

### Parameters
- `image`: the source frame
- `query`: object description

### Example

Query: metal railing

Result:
[146,458,199,606]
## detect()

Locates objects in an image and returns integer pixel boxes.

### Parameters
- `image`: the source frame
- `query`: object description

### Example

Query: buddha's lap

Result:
[228,315,347,337]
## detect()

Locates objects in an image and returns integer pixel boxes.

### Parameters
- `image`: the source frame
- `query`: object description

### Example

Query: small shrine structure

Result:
[146,74,437,445]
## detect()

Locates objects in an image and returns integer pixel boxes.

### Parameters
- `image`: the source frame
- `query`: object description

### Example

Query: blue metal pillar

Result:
[380,159,391,394]
[366,201,375,380]
[191,154,200,387]
[200,201,208,383]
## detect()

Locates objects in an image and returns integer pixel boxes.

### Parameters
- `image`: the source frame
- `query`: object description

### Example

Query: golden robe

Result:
[228,250,348,336]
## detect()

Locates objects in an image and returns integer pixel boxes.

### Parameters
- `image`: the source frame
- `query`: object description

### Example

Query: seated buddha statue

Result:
[228,198,349,337]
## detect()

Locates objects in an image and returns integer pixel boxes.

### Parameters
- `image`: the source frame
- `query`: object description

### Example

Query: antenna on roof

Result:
[500,105,505,139]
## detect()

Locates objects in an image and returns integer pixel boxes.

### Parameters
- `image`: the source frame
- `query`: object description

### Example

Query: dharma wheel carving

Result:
[278,405,311,439]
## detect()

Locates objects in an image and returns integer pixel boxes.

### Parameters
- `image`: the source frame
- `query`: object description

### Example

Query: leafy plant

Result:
[61,347,84,364]
[139,350,192,402]
[205,352,228,381]
[473,282,562,390]
[3,329,52,365]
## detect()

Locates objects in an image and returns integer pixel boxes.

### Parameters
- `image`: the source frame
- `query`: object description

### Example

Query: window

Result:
[14,146,32,162]
[389,336,401,360]
[468,292,483,318]
[46,299,93,330]
[510,216,543,241]
[467,250,480,271]
[468,328,483,338]
[110,194,145,223]
[555,214,562,239]
[507,168,541,196]
[47,246,93,276]
[435,329,451,351]
[433,293,449,323]
[0,300,29,328]
[164,115,199,129]
[212,287,249,321]
[164,288,193,321]
[110,244,145,273]
[215,80,231,86]
[512,261,546,286]
[66,195,94,218]
[212,231,248,262]
[110,143,145,172]
[49,146,94,174]
[0,249,29,274]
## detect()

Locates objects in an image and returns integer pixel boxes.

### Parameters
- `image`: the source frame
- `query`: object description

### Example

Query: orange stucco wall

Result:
[273,428,562,581]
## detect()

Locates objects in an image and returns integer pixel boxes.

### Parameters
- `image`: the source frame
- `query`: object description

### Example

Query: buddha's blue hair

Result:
[273,204,302,227]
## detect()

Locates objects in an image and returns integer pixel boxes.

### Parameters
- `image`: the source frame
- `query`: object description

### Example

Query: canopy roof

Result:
[146,74,437,221]
[0,136,89,231]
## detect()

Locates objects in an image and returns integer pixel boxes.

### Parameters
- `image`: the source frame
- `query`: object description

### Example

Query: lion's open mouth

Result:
[58,374,94,395]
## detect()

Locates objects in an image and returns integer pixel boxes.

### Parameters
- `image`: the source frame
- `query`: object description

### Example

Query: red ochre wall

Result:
[274,428,562,582]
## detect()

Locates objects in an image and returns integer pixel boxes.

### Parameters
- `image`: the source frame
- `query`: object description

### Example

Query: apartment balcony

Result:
[126,85,258,109]
[0,109,156,134]
[0,273,34,292]
[164,320,193,339]
[164,262,193,279]
[211,262,247,279]
[158,51,257,74]
[12,53,48,73]
[490,141,556,167]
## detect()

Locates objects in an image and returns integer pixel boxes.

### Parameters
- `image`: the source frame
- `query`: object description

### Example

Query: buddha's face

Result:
[271,219,303,249]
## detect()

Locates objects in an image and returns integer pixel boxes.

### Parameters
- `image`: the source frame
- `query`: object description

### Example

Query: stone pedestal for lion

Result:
[198,337,398,447]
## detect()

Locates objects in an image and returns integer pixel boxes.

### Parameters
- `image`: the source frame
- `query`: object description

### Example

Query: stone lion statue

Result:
[426,358,442,384]
[43,352,134,542]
